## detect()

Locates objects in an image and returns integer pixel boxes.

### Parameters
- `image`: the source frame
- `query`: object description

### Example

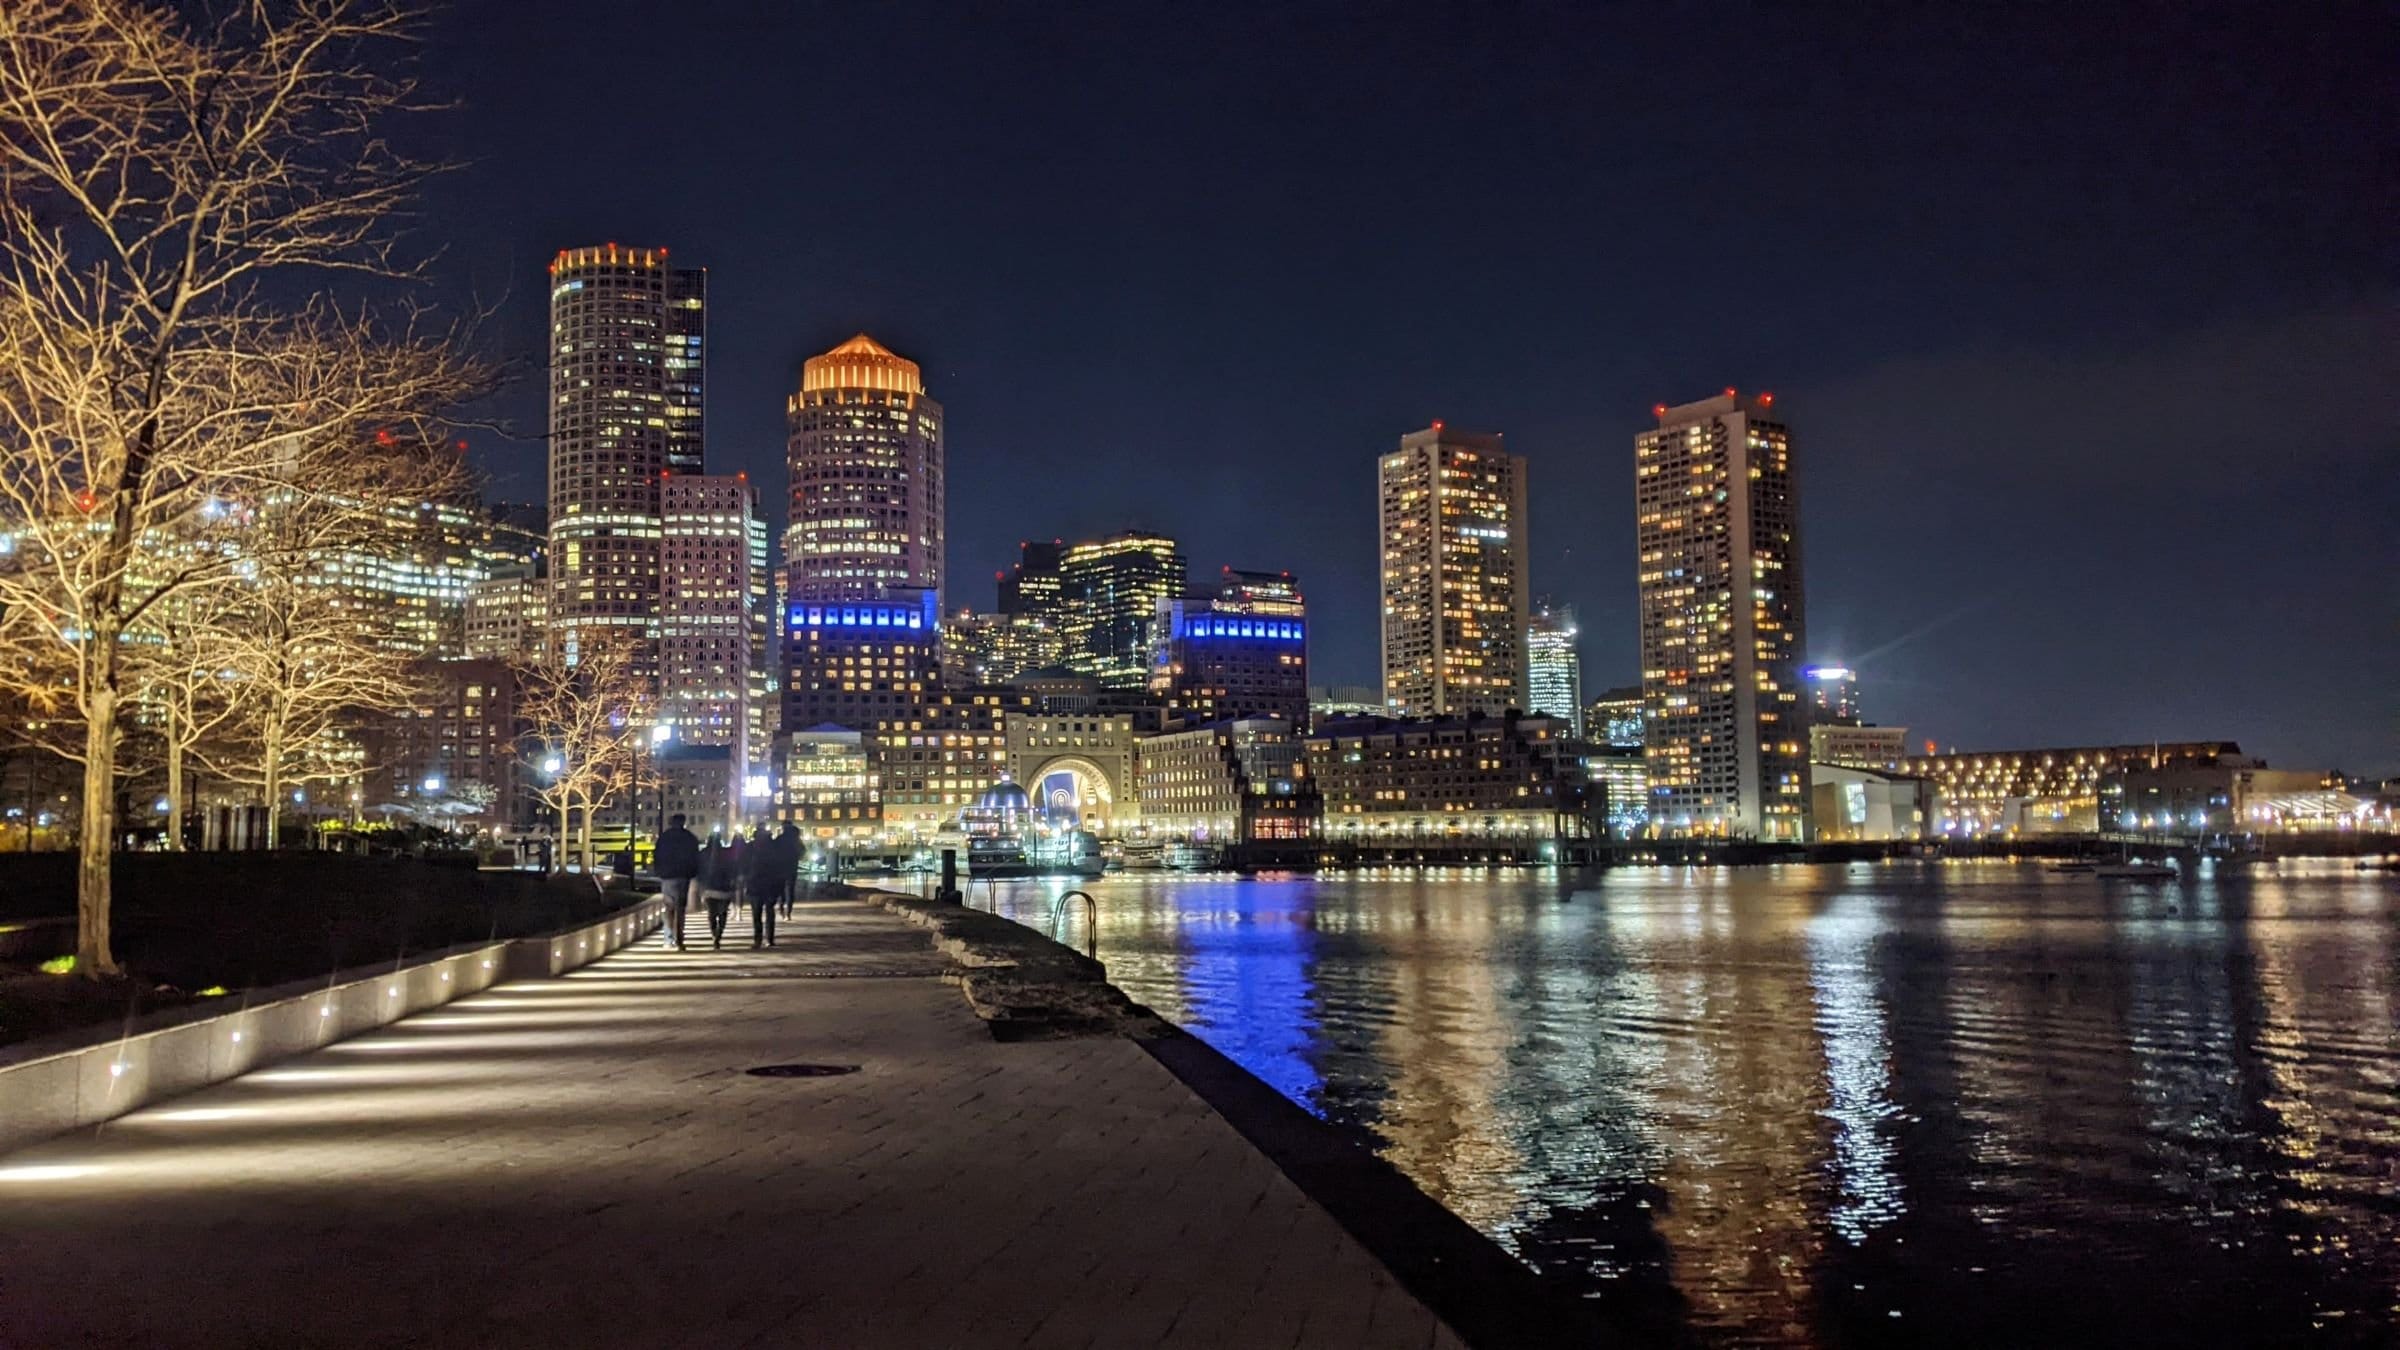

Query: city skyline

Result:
[418,4,2391,775]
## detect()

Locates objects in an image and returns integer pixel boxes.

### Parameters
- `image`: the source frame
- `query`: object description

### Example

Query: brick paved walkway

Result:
[0,900,1463,1349]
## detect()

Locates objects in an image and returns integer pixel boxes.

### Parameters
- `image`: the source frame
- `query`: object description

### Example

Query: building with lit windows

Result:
[780,590,940,736]
[872,689,1030,837]
[997,539,1064,617]
[1059,531,1186,690]
[463,569,549,662]
[317,498,541,658]
[1898,740,2243,835]
[547,244,697,664]
[1524,601,1583,736]
[784,334,944,607]
[1634,391,1808,841]
[660,475,765,775]
[664,270,706,475]
[1583,744,1648,838]
[1309,685,1384,723]
[1005,711,1141,834]
[1810,724,1908,770]
[1138,719,1318,843]
[1306,713,1584,842]
[359,658,526,830]
[1810,764,1933,842]
[780,725,879,839]
[1804,664,1860,724]
[1378,424,1529,718]
[1152,569,1310,730]
[941,609,1064,688]
[1586,685,1646,750]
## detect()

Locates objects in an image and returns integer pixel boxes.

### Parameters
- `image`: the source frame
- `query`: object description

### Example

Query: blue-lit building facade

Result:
[1152,578,1310,731]
[778,588,939,743]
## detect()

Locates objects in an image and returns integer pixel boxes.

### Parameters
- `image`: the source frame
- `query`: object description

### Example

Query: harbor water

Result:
[985,860,2400,1347]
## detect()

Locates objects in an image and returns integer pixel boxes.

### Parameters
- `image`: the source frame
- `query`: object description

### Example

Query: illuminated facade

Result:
[997,539,1064,616]
[780,589,940,735]
[1059,531,1186,690]
[1809,764,1933,841]
[1306,714,1584,840]
[1137,719,1318,843]
[1005,712,1140,833]
[463,570,549,662]
[873,689,1030,836]
[780,726,878,838]
[1152,569,1310,730]
[1378,424,1529,719]
[1586,685,1646,750]
[1899,741,2244,834]
[1583,745,1648,838]
[360,658,525,829]
[317,499,541,658]
[547,244,699,663]
[660,475,765,767]
[1804,663,1860,724]
[1810,723,1907,770]
[940,609,1064,688]
[1635,391,1808,841]
[664,269,707,475]
[784,334,945,608]
[1524,601,1583,736]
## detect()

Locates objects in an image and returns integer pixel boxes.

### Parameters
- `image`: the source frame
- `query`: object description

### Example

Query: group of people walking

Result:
[650,814,804,950]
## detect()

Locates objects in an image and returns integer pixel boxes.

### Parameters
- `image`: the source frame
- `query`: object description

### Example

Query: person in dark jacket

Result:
[775,821,804,918]
[744,823,784,948]
[652,814,701,950]
[699,832,741,949]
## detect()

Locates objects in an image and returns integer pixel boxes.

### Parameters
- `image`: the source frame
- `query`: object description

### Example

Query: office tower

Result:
[547,244,703,664]
[1059,530,1186,690]
[664,269,706,475]
[1525,601,1584,736]
[463,570,550,662]
[997,539,1064,617]
[1635,390,1808,840]
[1803,663,1860,725]
[784,334,945,607]
[1377,423,1529,718]
[1586,684,1646,750]
[780,589,941,735]
[1152,568,1310,730]
[326,497,541,658]
[660,476,763,770]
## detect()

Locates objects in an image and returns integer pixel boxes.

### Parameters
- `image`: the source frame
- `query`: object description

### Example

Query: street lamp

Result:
[423,775,443,794]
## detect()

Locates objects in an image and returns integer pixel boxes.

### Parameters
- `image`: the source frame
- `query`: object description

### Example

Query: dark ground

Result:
[0,853,627,1047]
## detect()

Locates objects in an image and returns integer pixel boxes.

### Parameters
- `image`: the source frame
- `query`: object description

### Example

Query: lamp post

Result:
[648,722,672,837]
[542,752,566,872]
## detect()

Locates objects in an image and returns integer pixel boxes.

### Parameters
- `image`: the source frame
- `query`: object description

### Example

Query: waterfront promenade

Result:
[0,900,1462,1349]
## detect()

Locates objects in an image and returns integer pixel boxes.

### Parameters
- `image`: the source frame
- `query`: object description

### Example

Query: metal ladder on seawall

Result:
[1048,889,1096,957]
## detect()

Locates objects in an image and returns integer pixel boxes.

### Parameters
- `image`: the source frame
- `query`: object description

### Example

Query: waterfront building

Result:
[1635,391,1809,841]
[872,688,1029,837]
[1586,685,1646,750]
[779,725,879,840]
[1524,601,1583,736]
[1005,710,1141,834]
[2100,760,2372,835]
[784,334,945,608]
[1810,724,1908,770]
[1059,531,1186,690]
[1584,744,1649,839]
[660,474,766,769]
[463,569,549,662]
[1377,424,1529,718]
[1305,713,1585,842]
[548,243,696,665]
[1137,719,1318,843]
[780,590,941,736]
[997,539,1064,617]
[1309,684,1385,723]
[1810,764,1934,842]
[1151,569,1310,731]
[1805,663,1860,725]
[1896,741,2244,834]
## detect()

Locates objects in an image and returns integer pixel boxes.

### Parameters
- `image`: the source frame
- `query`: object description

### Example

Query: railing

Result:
[1050,889,1097,957]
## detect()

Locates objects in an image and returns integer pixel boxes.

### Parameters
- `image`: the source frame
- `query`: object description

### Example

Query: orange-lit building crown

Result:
[800,333,924,397]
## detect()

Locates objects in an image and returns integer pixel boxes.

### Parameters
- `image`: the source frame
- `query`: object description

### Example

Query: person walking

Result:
[775,820,804,918]
[699,830,741,949]
[653,813,700,950]
[744,823,783,948]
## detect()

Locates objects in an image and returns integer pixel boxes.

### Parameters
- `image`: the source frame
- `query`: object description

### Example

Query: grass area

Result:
[0,853,632,1049]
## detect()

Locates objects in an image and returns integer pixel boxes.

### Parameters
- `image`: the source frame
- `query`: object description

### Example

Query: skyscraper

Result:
[660,474,764,769]
[1525,601,1584,736]
[997,539,1063,617]
[546,243,703,664]
[1634,390,1808,840]
[664,269,707,475]
[1377,424,1529,718]
[784,334,945,608]
[1059,531,1186,690]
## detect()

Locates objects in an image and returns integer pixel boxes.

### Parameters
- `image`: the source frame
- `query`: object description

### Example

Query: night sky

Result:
[411,2,2395,775]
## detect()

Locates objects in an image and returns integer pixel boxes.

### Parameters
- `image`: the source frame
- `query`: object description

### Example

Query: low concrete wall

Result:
[0,896,663,1158]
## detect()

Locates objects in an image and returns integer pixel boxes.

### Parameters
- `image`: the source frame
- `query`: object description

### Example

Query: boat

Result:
[2047,862,2096,874]
[1164,841,1223,871]
[2094,861,2178,879]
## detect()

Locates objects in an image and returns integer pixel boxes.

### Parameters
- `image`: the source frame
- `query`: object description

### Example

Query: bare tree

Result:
[0,1,488,975]
[516,631,651,872]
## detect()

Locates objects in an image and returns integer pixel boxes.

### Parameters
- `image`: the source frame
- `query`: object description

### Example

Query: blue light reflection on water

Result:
[985,861,2400,1348]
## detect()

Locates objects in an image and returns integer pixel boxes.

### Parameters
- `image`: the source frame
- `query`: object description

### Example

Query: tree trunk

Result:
[164,712,185,851]
[262,716,283,849]
[76,677,123,978]
[556,798,570,873]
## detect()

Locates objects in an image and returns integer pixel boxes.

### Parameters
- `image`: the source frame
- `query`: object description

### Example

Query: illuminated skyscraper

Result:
[664,269,707,475]
[660,475,764,769]
[1634,390,1808,840]
[546,243,703,663]
[1377,424,1529,718]
[1059,530,1186,690]
[1524,601,1583,736]
[784,334,945,608]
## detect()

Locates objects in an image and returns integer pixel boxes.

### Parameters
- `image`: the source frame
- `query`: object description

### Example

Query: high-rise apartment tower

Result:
[1377,424,1529,718]
[1525,602,1584,737]
[1634,391,1809,840]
